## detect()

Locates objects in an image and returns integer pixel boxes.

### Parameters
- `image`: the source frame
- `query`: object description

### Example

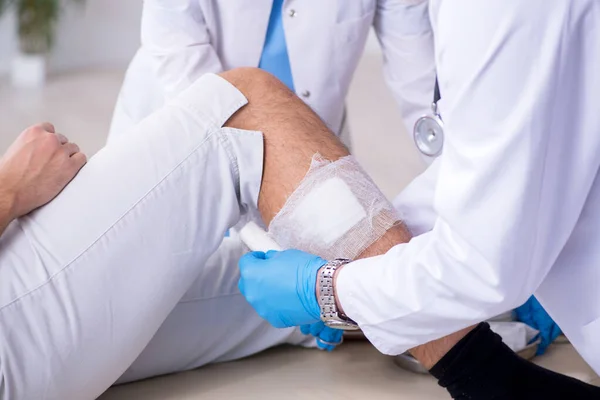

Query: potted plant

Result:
[0,0,84,87]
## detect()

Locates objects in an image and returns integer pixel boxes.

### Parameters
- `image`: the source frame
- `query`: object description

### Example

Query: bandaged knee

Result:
[268,154,399,260]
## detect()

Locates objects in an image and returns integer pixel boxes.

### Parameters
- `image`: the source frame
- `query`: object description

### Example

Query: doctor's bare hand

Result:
[0,123,87,220]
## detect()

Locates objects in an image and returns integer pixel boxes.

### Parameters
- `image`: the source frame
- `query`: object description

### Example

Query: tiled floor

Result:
[1,53,598,399]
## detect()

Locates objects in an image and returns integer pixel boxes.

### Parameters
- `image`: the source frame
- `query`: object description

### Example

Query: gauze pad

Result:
[268,154,399,260]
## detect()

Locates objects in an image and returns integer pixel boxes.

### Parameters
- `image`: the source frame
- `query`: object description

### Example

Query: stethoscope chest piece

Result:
[414,103,444,157]
[414,79,445,158]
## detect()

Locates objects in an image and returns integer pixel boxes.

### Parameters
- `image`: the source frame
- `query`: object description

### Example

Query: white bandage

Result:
[239,221,283,252]
[268,154,399,260]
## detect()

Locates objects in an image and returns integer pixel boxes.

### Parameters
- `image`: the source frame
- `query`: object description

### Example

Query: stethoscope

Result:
[413,79,444,157]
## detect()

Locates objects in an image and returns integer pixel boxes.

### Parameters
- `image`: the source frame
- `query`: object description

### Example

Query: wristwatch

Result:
[317,259,359,330]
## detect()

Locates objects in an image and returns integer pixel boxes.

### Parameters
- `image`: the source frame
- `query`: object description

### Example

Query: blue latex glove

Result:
[301,322,344,352]
[238,249,327,328]
[516,296,562,355]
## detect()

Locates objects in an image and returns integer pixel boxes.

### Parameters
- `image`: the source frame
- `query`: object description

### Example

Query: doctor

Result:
[238,1,600,398]
[110,0,435,149]
[109,0,436,351]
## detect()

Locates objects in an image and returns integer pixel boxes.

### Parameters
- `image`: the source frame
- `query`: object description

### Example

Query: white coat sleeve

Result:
[141,0,223,98]
[337,0,596,355]
[373,0,436,139]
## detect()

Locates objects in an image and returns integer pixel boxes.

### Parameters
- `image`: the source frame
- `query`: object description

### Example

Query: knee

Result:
[219,67,293,103]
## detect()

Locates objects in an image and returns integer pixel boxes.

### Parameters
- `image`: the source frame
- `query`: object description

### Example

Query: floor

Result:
[1,54,598,399]
[99,342,599,400]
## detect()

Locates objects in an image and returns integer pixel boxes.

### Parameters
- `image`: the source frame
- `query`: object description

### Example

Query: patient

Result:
[0,68,586,400]
[0,67,455,399]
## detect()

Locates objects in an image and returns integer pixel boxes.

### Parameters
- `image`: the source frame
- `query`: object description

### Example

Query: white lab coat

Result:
[338,0,600,374]
[109,0,436,141]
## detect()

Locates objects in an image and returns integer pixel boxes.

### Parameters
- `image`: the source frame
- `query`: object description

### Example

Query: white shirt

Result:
[338,0,600,374]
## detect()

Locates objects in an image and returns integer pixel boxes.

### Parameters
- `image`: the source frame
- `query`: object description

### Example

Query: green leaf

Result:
[0,0,86,53]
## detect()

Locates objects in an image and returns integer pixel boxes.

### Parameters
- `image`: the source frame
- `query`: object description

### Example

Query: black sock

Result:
[429,322,600,400]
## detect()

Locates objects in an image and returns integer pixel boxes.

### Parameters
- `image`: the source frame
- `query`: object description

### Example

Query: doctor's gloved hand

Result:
[238,249,327,328]
[301,322,344,352]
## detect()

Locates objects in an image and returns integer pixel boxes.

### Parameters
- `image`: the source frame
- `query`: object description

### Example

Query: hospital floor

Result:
[1,56,599,398]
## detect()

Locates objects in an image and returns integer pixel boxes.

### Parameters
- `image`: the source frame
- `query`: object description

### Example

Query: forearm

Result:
[335,223,472,369]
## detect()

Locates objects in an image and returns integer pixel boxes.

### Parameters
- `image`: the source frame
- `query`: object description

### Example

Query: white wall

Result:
[0,1,384,76]
[0,0,142,76]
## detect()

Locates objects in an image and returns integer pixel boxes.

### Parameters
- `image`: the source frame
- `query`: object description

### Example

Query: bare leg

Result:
[219,67,470,368]
[219,71,600,400]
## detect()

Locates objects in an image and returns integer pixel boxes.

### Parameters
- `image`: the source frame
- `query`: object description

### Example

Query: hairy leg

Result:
[219,67,470,367]
[219,69,600,400]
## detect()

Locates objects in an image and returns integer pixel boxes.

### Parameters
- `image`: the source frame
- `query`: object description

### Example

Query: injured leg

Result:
[220,68,410,260]
[115,69,415,385]
[219,66,468,364]
[219,68,600,399]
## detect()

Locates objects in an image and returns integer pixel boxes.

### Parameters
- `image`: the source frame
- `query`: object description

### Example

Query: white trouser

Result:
[0,74,312,400]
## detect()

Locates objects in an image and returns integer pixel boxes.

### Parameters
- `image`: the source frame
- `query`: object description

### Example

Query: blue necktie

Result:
[258,0,295,91]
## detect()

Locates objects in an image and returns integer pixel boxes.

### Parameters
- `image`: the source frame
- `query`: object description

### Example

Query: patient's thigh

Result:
[117,232,312,384]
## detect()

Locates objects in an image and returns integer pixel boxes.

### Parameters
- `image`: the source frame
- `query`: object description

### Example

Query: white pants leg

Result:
[116,230,312,385]
[0,74,305,400]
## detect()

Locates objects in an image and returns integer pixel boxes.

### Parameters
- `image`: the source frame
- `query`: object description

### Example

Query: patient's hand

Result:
[0,123,87,221]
